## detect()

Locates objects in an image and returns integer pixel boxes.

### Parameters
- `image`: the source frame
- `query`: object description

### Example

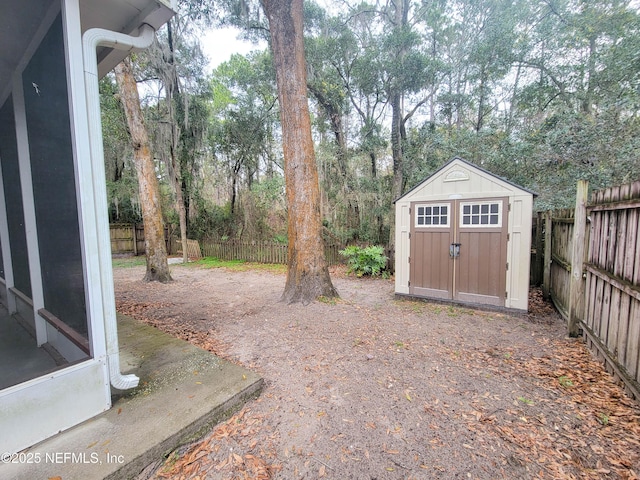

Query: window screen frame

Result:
[414,203,451,228]
[459,200,503,228]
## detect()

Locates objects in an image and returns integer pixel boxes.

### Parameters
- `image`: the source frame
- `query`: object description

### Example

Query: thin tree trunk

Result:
[166,19,189,264]
[582,36,596,115]
[388,0,410,259]
[307,84,347,177]
[261,0,338,304]
[388,90,403,268]
[114,58,172,282]
[168,144,189,264]
[476,66,487,134]
[390,91,404,202]
[506,63,522,136]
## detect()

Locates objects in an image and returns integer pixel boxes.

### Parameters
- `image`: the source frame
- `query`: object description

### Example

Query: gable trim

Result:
[394,157,537,203]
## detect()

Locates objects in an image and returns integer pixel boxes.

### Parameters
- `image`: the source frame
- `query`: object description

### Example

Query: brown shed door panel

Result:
[455,230,507,306]
[410,199,508,306]
[410,230,452,299]
[409,203,452,299]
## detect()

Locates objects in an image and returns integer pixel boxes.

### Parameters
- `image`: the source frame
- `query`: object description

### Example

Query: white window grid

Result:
[460,201,502,227]
[415,203,450,228]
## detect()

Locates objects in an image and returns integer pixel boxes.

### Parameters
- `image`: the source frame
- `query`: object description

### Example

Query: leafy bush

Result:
[339,245,388,277]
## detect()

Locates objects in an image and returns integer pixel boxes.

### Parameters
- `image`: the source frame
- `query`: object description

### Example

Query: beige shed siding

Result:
[505,195,533,310]
[395,203,410,294]
[394,158,533,312]
[407,170,512,199]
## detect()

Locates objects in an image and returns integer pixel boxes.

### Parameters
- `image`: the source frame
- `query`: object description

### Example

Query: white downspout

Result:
[82,24,155,390]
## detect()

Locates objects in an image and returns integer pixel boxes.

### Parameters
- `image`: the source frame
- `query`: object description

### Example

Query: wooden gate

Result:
[410,198,508,306]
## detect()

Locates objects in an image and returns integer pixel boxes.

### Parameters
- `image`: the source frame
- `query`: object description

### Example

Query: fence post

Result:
[568,180,588,337]
[542,210,552,300]
[132,223,138,256]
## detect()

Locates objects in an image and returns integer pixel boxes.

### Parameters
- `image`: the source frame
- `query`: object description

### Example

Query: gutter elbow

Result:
[108,356,140,390]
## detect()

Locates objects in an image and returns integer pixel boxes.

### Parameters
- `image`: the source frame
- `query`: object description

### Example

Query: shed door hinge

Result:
[505,291,508,298]
[408,232,411,239]
[508,203,511,211]
[506,262,509,270]
[507,233,510,241]
[408,256,410,263]
[408,280,411,286]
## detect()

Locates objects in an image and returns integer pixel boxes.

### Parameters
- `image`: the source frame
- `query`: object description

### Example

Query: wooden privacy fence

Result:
[542,208,582,324]
[200,240,344,266]
[109,223,171,256]
[539,180,640,399]
[110,223,137,254]
[583,181,640,401]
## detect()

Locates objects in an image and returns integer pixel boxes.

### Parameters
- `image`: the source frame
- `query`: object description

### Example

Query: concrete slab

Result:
[0,315,263,480]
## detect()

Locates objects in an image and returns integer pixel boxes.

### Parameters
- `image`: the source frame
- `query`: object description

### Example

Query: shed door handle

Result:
[449,243,461,258]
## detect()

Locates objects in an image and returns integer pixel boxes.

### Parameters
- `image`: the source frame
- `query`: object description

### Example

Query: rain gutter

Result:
[82,24,156,390]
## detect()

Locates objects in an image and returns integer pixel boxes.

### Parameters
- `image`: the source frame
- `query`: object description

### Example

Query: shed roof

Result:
[0,0,175,100]
[395,156,537,203]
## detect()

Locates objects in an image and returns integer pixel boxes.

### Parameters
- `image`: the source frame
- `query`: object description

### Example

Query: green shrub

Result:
[339,245,388,277]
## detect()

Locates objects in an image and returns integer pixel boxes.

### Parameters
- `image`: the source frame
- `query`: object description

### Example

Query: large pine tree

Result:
[261,0,338,303]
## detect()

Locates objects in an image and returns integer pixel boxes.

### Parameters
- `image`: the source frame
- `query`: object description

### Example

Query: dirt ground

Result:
[113,261,640,480]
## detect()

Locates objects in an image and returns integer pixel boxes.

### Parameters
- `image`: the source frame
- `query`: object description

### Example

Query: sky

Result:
[199,0,336,72]
[200,26,265,72]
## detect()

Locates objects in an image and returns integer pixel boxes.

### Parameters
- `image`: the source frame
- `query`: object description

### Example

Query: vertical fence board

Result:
[584,271,595,331]
[627,299,640,380]
[569,181,588,336]
[600,282,612,346]
[617,294,631,365]
[542,211,552,299]
[595,278,605,338]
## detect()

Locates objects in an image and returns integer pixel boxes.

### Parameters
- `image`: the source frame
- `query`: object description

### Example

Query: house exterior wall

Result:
[395,158,533,312]
[0,0,111,455]
[0,0,175,456]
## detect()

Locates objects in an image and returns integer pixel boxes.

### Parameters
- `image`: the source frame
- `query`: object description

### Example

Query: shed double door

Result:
[409,198,508,307]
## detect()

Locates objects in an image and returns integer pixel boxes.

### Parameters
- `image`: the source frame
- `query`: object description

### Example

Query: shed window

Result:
[415,204,450,227]
[460,201,502,227]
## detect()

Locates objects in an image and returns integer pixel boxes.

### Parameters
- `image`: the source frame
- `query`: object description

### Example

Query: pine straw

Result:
[141,337,640,480]
[116,299,231,359]
[473,338,640,480]
[154,408,281,480]
[118,291,639,479]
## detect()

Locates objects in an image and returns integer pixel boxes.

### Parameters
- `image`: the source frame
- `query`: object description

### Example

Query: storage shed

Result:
[394,157,535,312]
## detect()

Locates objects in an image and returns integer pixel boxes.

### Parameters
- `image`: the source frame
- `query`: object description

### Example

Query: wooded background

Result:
[101,0,640,248]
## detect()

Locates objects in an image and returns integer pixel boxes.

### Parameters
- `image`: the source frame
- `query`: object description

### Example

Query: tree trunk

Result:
[168,143,189,264]
[582,35,596,115]
[307,84,347,177]
[388,90,403,264]
[388,0,410,256]
[166,19,189,264]
[261,0,338,304]
[114,58,172,282]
